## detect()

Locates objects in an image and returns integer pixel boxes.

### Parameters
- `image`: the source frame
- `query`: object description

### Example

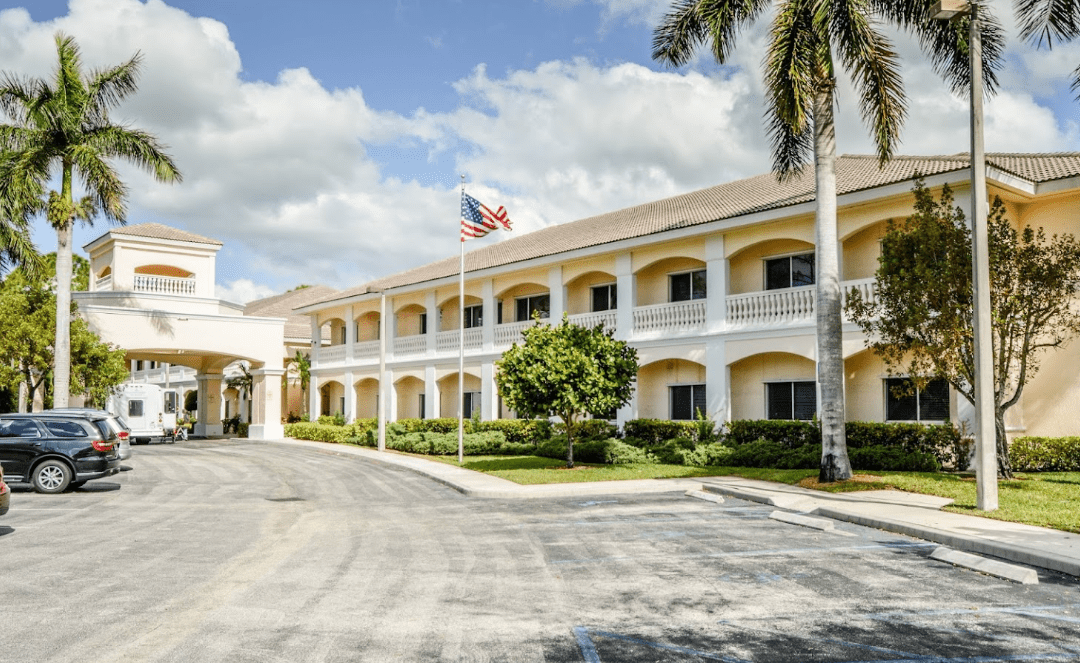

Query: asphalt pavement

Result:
[266,437,1080,581]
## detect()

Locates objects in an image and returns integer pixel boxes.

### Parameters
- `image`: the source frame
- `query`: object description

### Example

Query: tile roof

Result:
[94,222,222,246]
[303,152,1080,308]
[244,285,338,340]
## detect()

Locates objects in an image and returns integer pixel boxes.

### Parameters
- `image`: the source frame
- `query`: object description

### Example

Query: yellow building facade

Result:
[297,154,1080,439]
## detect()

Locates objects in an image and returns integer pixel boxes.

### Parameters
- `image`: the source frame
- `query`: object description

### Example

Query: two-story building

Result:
[295,154,1080,439]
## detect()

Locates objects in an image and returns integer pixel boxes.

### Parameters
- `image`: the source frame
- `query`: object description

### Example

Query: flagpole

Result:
[458,175,466,464]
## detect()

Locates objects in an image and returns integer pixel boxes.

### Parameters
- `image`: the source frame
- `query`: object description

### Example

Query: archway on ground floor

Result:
[729,352,816,422]
[637,358,706,421]
[222,387,240,422]
[436,371,481,419]
[319,380,344,417]
[355,378,379,419]
[394,376,425,420]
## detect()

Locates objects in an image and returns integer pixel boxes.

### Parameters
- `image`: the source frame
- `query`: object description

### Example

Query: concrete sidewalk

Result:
[261,438,1080,579]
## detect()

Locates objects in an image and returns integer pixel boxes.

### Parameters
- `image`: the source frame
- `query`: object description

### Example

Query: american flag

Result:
[461,192,512,241]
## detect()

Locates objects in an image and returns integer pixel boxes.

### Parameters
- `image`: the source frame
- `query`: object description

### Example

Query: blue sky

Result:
[1,0,1078,302]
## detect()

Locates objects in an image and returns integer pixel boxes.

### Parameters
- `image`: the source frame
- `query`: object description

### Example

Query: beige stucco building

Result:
[296,153,1080,440]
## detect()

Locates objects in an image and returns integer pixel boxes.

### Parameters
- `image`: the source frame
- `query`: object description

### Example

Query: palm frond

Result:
[52,33,89,126]
[764,0,818,175]
[0,222,41,276]
[84,125,183,184]
[68,145,127,222]
[830,0,907,164]
[1072,62,1080,99]
[84,53,143,125]
[653,0,772,66]
[1014,0,1080,46]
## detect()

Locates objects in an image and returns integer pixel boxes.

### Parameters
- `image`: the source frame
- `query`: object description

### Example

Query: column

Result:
[705,235,728,334]
[616,385,638,429]
[345,305,355,362]
[344,370,355,423]
[424,365,438,419]
[310,317,321,364]
[615,253,635,341]
[705,338,730,424]
[481,279,495,351]
[248,367,285,439]
[481,362,497,421]
[425,291,437,355]
[309,374,320,420]
[195,372,224,436]
[548,265,565,320]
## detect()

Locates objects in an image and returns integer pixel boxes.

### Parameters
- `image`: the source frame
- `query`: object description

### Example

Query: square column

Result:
[705,235,728,334]
[615,253,635,341]
[344,370,355,423]
[425,291,437,355]
[386,369,398,423]
[705,338,730,424]
[249,367,285,439]
[617,384,638,429]
[345,305,355,362]
[548,266,565,319]
[195,372,224,436]
[481,362,497,421]
[424,365,439,419]
[310,317,321,364]
[309,374,320,421]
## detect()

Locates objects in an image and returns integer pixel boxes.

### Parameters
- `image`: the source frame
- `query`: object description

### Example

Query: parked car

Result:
[0,469,9,516]
[47,408,132,461]
[0,413,121,493]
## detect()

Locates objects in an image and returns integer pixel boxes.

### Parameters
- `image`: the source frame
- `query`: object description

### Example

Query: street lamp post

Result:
[933,0,998,510]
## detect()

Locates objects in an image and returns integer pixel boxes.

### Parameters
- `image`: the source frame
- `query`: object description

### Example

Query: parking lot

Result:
[1,439,1078,662]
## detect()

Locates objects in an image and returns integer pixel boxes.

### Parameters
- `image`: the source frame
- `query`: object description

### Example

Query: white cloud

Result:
[215,278,276,305]
[1,0,1077,301]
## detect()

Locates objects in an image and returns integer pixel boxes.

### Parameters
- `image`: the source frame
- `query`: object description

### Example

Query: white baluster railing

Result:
[843,277,878,319]
[353,340,380,359]
[726,285,815,328]
[319,345,347,363]
[495,320,536,347]
[394,334,427,356]
[95,275,113,291]
[632,300,706,334]
[133,274,196,296]
[568,311,617,332]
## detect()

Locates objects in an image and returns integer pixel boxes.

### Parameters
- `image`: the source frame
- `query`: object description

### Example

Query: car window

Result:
[43,420,89,438]
[129,400,143,417]
[0,419,41,438]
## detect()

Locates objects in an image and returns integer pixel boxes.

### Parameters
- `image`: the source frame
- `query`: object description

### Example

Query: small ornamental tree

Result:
[495,315,638,468]
[848,181,1080,479]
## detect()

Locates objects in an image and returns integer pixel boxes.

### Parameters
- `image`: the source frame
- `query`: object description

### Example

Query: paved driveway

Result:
[1,440,1077,662]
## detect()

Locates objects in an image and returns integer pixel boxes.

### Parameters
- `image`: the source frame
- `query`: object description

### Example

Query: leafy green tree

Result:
[0,32,181,408]
[848,181,1080,479]
[495,315,638,468]
[0,254,127,409]
[292,350,311,416]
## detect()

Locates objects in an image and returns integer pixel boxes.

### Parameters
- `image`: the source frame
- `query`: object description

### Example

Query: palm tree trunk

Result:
[53,220,73,408]
[814,80,852,483]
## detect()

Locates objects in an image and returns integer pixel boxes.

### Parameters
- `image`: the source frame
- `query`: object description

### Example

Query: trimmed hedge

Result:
[622,419,700,447]
[1010,437,1080,471]
[284,421,374,443]
[725,420,818,448]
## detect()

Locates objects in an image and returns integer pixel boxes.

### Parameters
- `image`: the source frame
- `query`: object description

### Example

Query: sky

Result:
[0,0,1077,304]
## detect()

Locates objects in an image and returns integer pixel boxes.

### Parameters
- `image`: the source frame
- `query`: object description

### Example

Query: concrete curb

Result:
[929,547,1039,584]
[813,506,1080,579]
[769,510,834,531]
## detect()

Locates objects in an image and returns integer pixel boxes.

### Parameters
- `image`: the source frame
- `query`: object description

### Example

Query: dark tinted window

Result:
[515,295,550,322]
[129,400,144,417]
[591,284,617,312]
[44,420,89,437]
[768,382,816,420]
[670,384,706,420]
[670,270,707,302]
[765,253,816,290]
[463,305,483,328]
[0,419,40,438]
[886,378,950,421]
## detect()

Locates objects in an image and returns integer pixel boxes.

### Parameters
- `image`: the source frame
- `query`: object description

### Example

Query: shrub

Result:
[1010,437,1080,471]
[724,439,822,469]
[622,419,699,447]
[845,421,958,467]
[554,419,619,443]
[724,420,819,448]
[849,446,940,472]
[474,419,553,446]
[604,439,659,464]
[237,422,249,438]
[285,420,376,444]
[680,442,734,467]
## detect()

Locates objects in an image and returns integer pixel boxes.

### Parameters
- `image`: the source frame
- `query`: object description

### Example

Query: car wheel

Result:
[32,460,72,494]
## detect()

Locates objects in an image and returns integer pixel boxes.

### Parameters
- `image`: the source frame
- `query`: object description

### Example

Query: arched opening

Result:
[637,358,706,420]
[319,380,345,417]
[436,372,481,419]
[729,352,816,421]
[395,376,425,419]
[355,378,379,418]
[566,270,618,315]
[635,256,707,307]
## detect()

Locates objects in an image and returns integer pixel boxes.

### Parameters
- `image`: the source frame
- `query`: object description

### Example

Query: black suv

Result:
[0,413,121,493]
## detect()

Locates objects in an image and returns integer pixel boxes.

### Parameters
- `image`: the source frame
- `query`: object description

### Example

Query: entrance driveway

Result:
[1,440,1077,662]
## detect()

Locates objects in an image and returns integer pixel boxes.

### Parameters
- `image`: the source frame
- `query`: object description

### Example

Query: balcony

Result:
[568,310,617,332]
[354,340,379,359]
[437,328,483,353]
[394,334,428,356]
[95,275,113,291]
[134,274,196,296]
[319,345,347,364]
[726,278,878,329]
[633,300,706,335]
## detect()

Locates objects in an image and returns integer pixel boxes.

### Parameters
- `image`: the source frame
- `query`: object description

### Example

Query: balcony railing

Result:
[633,300,706,334]
[727,285,815,328]
[354,340,379,359]
[320,345,346,363]
[133,274,196,296]
[394,334,428,356]
[568,310,617,332]
[437,328,483,353]
[95,275,113,291]
[494,320,537,347]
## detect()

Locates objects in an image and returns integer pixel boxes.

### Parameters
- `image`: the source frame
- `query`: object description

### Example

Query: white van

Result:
[108,384,179,444]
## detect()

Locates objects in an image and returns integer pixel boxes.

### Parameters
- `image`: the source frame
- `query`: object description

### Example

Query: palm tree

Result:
[1014,0,1080,97]
[0,33,181,408]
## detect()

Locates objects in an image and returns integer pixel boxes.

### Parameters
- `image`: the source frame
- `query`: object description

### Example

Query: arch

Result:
[222,387,240,420]
[634,256,706,307]
[134,264,194,278]
[354,377,379,418]
[636,358,706,420]
[435,372,481,418]
[729,351,816,421]
[354,311,380,342]
[565,270,617,315]
[319,379,345,417]
[437,294,483,331]
[841,218,889,281]
[317,317,347,346]
[97,265,112,278]
[394,375,425,419]
[395,303,427,338]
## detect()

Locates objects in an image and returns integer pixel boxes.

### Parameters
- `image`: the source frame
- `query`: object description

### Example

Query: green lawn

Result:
[422,453,1080,534]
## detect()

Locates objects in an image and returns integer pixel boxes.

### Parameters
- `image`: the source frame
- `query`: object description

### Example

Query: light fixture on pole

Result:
[933,0,998,510]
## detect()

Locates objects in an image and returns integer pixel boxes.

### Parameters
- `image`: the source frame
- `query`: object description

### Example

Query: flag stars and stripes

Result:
[461,192,512,241]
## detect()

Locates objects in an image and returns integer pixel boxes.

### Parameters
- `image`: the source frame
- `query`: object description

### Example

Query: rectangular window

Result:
[670,384,706,421]
[0,419,40,438]
[497,302,503,325]
[419,313,427,335]
[44,421,88,438]
[765,253,816,290]
[419,394,426,419]
[591,284,617,312]
[339,397,345,415]
[515,294,550,322]
[164,391,177,414]
[463,391,481,419]
[463,305,483,329]
[128,400,144,418]
[767,382,817,420]
[886,378,950,422]
[669,269,707,302]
